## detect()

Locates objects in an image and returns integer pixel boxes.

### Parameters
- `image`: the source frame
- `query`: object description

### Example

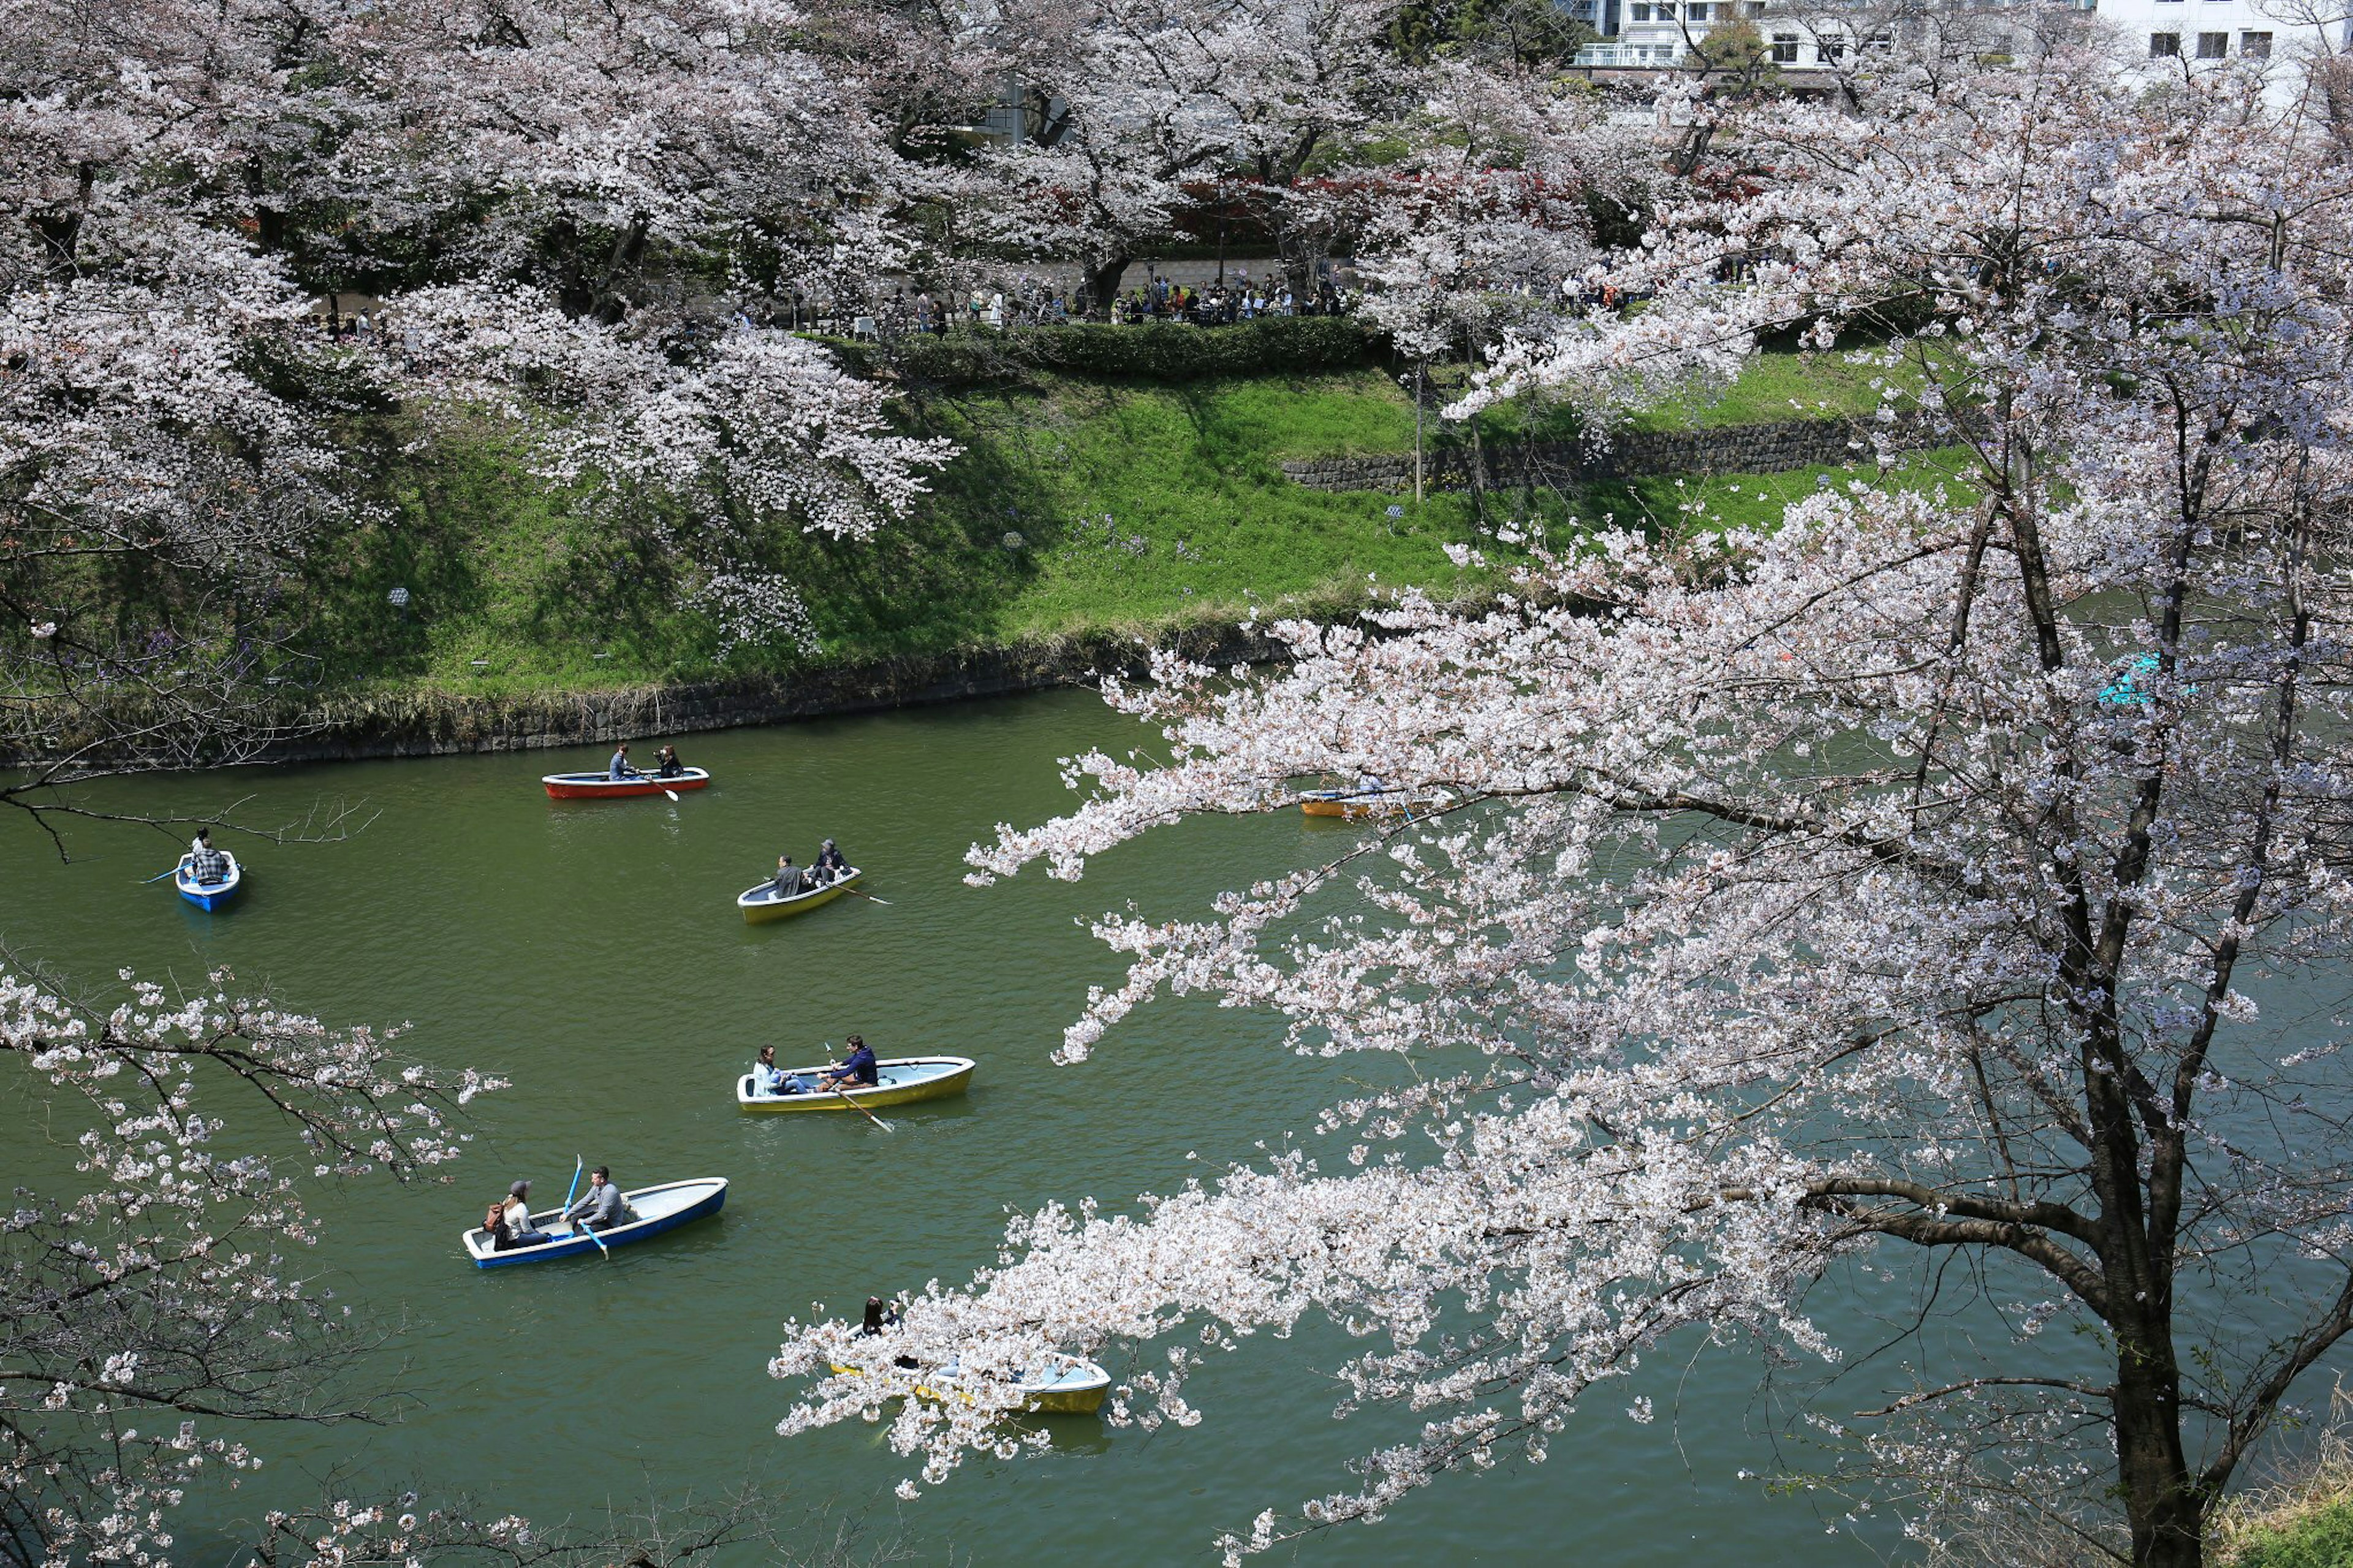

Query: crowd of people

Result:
[876,266,1355,336]
[309,262,1371,349]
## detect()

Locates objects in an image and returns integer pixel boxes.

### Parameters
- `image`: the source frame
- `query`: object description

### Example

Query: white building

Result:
[1574,0,2349,78]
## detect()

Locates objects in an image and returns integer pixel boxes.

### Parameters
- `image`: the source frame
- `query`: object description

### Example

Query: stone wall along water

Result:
[1279,414,1934,493]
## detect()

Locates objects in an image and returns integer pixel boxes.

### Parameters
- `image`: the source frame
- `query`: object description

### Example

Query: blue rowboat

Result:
[461,1176,727,1268]
[174,852,243,912]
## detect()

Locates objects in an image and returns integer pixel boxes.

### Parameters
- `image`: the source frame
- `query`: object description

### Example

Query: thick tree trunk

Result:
[1084,254,1130,316]
[2115,1318,2203,1566]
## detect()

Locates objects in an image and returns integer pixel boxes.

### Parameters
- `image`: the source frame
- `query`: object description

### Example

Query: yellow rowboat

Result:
[737,866,863,923]
[831,1353,1112,1416]
[736,1055,975,1112]
[1300,787,1455,820]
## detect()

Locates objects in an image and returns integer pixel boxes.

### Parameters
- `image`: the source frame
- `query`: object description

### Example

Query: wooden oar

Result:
[830,1083,893,1133]
[834,882,893,907]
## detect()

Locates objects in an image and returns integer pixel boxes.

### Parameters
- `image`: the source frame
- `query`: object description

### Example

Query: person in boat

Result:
[770,855,808,898]
[187,827,229,885]
[752,1044,804,1097]
[816,1034,880,1091]
[501,1180,553,1247]
[860,1296,904,1335]
[810,838,848,884]
[655,743,683,778]
[608,742,640,781]
[562,1165,632,1233]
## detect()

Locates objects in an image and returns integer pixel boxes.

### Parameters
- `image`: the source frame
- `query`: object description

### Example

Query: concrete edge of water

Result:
[235,618,1306,764]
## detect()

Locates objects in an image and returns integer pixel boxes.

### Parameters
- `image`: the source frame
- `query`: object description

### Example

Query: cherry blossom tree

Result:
[0,964,507,1566]
[2,0,960,713]
[973,0,1420,305]
[771,38,2353,1568]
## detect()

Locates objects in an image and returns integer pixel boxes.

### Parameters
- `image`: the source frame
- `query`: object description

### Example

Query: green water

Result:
[6,691,1892,1566]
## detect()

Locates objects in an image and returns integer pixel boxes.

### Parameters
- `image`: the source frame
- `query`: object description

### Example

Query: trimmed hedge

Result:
[827,316,1385,385]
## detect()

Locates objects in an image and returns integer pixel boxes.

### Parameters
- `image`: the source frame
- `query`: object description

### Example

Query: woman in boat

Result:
[811,838,847,884]
[500,1181,553,1248]
[752,1044,802,1097]
[816,1034,880,1091]
[655,743,683,778]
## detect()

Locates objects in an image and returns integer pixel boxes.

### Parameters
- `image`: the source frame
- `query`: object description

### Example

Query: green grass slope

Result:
[296,355,1950,699]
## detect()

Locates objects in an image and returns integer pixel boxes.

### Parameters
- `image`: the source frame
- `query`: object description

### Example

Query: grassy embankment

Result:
[302,350,1960,699]
[2211,1420,2353,1568]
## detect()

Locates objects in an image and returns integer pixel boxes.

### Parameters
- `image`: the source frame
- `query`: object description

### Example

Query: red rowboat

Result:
[542,767,712,800]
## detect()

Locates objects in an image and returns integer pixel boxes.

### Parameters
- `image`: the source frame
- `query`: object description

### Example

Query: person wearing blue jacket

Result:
[817,1036,880,1091]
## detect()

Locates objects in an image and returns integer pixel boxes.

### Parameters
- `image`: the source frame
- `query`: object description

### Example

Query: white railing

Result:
[1572,42,1687,64]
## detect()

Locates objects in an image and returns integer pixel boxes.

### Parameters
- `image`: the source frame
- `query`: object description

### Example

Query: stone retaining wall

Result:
[1281,414,1931,493]
[239,620,1295,765]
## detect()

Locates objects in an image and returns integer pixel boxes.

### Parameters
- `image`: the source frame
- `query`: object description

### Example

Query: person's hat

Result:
[822,838,835,849]
[509,1180,530,1197]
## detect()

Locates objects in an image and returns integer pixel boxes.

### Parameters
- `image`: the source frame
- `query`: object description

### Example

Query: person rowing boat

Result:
[186,828,229,886]
[561,1165,633,1233]
[816,1035,880,1091]
[811,838,848,884]
[608,742,641,781]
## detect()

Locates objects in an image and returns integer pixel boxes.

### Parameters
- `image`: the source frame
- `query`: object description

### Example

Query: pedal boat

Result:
[461,1176,727,1267]
[174,852,243,912]
[1300,785,1454,820]
[542,767,711,800]
[737,866,862,923]
[737,1055,975,1112]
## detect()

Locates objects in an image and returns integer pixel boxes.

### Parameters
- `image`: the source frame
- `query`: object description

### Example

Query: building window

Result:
[2241,29,2272,53]
[1746,1,1766,13]
[2150,31,2180,53]
[2196,30,2227,55]
[1686,2,1709,19]
[1770,29,1799,59]
[1819,35,1845,60]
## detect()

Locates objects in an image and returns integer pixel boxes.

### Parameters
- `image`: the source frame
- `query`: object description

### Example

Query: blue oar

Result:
[569,1154,612,1260]
[141,859,188,885]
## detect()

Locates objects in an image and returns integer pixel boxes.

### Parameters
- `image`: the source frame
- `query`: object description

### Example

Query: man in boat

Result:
[187,827,229,885]
[770,855,808,898]
[810,838,847,884]
[501,1180,553,1247]
[562,1166,632,1233]
[816,1034,881,1092]
[752,1044,803,1097]
[655,743,683,778]
[608,742,640,781]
